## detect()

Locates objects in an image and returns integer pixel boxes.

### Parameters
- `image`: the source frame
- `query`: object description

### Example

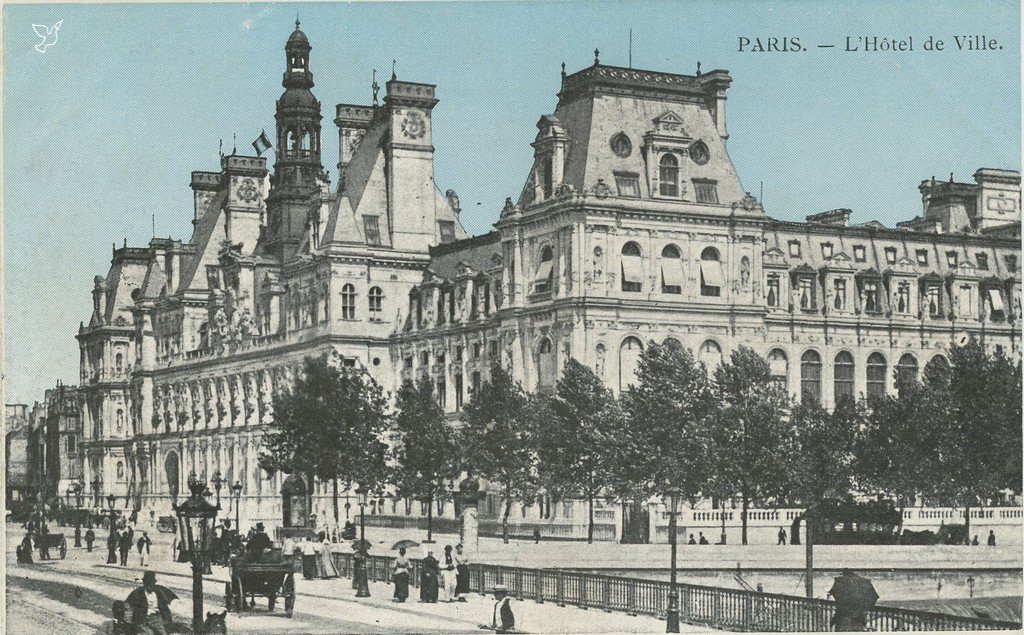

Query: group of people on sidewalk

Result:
[282,530,340,580]
[391,543,470,603]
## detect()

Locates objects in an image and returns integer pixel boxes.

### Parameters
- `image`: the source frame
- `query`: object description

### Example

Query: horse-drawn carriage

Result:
[225,552,296,618]
[156,515,177,534]
[36,532,67,559]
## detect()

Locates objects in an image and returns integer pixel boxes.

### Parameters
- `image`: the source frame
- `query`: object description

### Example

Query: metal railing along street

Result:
[331,552,1021,632]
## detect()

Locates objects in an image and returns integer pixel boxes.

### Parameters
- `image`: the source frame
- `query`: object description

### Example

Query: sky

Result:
[3,0,1020,404]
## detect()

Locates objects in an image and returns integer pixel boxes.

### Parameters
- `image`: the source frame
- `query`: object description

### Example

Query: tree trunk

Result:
[805,509,814,598]
[427,495,434,543]
[588,493,594,544]
[502,498,512,544]
[741,489,749,546]
[964,503,971,545]
[332,477,339,532]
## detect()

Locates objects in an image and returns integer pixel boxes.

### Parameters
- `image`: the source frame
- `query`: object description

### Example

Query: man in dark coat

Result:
[491,586,515,633]
[85,526,96,552]
[247,522,272,556]
[126,571,175,635]
[118,530,133,566]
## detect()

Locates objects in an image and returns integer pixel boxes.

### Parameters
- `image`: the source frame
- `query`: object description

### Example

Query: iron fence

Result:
[331,552,1021,632]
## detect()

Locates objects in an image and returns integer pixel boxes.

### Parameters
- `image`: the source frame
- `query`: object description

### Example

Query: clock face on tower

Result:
[400,111,426,140]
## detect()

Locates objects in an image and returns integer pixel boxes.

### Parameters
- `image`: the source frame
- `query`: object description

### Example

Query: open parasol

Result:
[392,539,419,550]
[829,570,879,612]
[351,539,372,552]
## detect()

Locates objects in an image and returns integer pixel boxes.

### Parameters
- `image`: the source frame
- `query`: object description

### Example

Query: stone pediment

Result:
[831,251,852,264]
[653,110,686,132]
[952,261,979,278]
[764,246,788,267]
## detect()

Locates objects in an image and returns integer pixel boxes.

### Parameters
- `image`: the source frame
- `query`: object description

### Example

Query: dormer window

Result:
[542,156,554,199]
[946,251,958,268]
[363,216,382,246]
[854,245,866,262]
[885,247,897,264]
[700,247,723,297]
[821,243,834,259]
[438,221,456,244]
[659,154,680,197]
[614,171,641,198]
[621,242,643,292]
[789,241,802,258]
[977,253,989,270]
[916,249,929,266]
[693,179,719,204]
[534,246,554,294]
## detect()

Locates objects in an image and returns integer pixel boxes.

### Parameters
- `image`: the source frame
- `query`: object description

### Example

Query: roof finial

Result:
[696,61,701,76]
[219,138,224,158]
[594,48,600,65]
[295,14,300,29]
[561,62,566,79]
[232,133,237,155]
[391,60,397,81]
[949,172,954,183]
[372,68,380,106]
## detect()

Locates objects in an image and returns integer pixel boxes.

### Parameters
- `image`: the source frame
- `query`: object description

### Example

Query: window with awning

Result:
[661,258,685,293]
[700,259,724,289]
[989,288,1005,312]
[621,255,643,289]
[533,260,553,291]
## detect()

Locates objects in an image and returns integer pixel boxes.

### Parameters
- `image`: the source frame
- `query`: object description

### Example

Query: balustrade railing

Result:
[331,552,1021,632]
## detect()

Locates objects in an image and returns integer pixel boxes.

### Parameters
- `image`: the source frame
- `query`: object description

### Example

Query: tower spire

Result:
[372,68,379,106]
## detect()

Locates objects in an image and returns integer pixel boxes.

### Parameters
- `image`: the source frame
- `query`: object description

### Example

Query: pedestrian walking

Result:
[40,532,51,560]
[126,571,175,635]
[283,535,297,566]
[454,544,470,601]
[317,531,339,579]
[778,527,787,545]
[107,530,119,564]
[441,545,458,601]
[987,530,996,546]
[393,547,410,602]
[420,550,440,603]
[75,523,82,548]
[301,538,318,580]
[85,526,96,552]
[118,529,132,566]
[137,531,152,567]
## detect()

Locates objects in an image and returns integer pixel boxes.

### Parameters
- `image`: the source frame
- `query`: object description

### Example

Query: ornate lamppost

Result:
[664,486,682,633]
[211,470,225,513]
[174,478,219,634]
[354,484,371,598]
[231,480,243,530]
[91,478,100,507]
[106,493,118,564]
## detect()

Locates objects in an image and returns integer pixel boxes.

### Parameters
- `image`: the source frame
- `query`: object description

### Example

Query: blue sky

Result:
[3,1,1020,404]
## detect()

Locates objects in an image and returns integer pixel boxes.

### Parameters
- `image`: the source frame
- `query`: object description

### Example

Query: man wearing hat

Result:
[489,585,515,633]
[126,571,176,635]
[247,522,272,558]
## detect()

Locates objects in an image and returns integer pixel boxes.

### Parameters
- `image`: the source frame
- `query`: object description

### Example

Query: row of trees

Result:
[261,339,1021,547]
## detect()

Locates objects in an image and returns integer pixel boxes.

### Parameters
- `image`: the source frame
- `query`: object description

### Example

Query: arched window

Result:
[663,337,683,350]
[115,353,123,375]
[834,352,855,403]
[341,284,356,321]
[700,247,723,297]
[619,337,644,392]
[659,154,679,197]
[116,461,124,481]
[537,338,555,390]
[369,287,383,318]
[699,340,722,371]
[896,353,919,395]
[767,349,788,389]
[620,242,643,292]
[801,350,822,403]
[534,246,554,294]
[866,353,887,399]
[116,409,124,431]
[661,245,683,294]
[542,156,554,199]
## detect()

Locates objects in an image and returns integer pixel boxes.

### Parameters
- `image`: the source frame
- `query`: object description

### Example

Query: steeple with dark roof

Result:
[273,19,322,191]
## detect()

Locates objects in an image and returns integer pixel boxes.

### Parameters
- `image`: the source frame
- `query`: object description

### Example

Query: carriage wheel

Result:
[59,538,67,559]
[284,574,295,618]
[268,592,277,612]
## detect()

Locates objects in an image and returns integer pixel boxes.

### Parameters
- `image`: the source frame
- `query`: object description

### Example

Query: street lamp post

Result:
[211,470,225,513]
[231,481,242,530]
[354,485,371,598]
[174,478,219,634]
[106,493,118,564]
[664,486,682,633]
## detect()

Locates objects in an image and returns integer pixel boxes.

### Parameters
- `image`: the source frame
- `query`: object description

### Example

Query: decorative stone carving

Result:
[591,179,612,199]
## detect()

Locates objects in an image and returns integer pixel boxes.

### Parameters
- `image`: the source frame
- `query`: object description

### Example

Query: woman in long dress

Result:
[420,551,439,603]
[317,532,339,579]
[454,543,470,600]
[392,547,410,602]
[441,545,458,602]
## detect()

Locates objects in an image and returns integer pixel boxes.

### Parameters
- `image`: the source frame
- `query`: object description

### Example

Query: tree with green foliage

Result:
[460,365,540,543]
[709,346,793,545]
[782,398,862,597]
[259,355,390,527]
[619,340,717,510]
[534,359,625,543]
[391,379,460,542]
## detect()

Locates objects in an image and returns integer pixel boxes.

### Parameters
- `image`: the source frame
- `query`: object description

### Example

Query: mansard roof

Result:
[424,231,501,280]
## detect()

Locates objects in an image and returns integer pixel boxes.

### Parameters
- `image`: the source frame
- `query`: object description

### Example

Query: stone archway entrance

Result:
[281,474,308,528]
[164,451,180,505]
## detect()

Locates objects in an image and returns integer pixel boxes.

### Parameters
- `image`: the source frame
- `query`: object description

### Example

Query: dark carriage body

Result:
[225,553,296,618]
[35,532,67,559]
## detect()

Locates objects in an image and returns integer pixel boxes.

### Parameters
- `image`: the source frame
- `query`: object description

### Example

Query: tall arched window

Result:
[896,353,919,395]
[699,340,722,371]
[534,246,554,294]
[866,353,887,399]
[620,242,643,292]
[700,247,723,297]
[661,245,683,294]
[801,350,822,403]
[368,287,383,318]
[767,349,788,389]
[116,461,125,481]
[834,352,855,403]
[341,284,356,320]
[116,409,124,431]
[659,154,679,197]
[115,353,123,375]
[619,336,644,392]
[537,338,555,390]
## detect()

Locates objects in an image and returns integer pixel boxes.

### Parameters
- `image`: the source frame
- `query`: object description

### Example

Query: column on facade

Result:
[513,232,525,307]
[232,374,244,427]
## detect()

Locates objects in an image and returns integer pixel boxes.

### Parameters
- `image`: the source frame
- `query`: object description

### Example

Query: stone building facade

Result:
[79,24,1021,534]
[5,404,31,504]
[24,384,83,505]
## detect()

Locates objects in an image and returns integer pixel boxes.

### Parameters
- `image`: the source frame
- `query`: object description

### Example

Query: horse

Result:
[203,611,227,634]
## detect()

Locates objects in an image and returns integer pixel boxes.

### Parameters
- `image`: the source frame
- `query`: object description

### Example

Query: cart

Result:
[225,553,295,617]
[156,515,177,534]
[36,533,67,559]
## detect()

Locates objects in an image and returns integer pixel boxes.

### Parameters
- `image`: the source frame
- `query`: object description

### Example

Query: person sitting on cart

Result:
[94,600,135,635]
[17,531,34,564]
[246,522,272,558]
[126,571,175,635]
